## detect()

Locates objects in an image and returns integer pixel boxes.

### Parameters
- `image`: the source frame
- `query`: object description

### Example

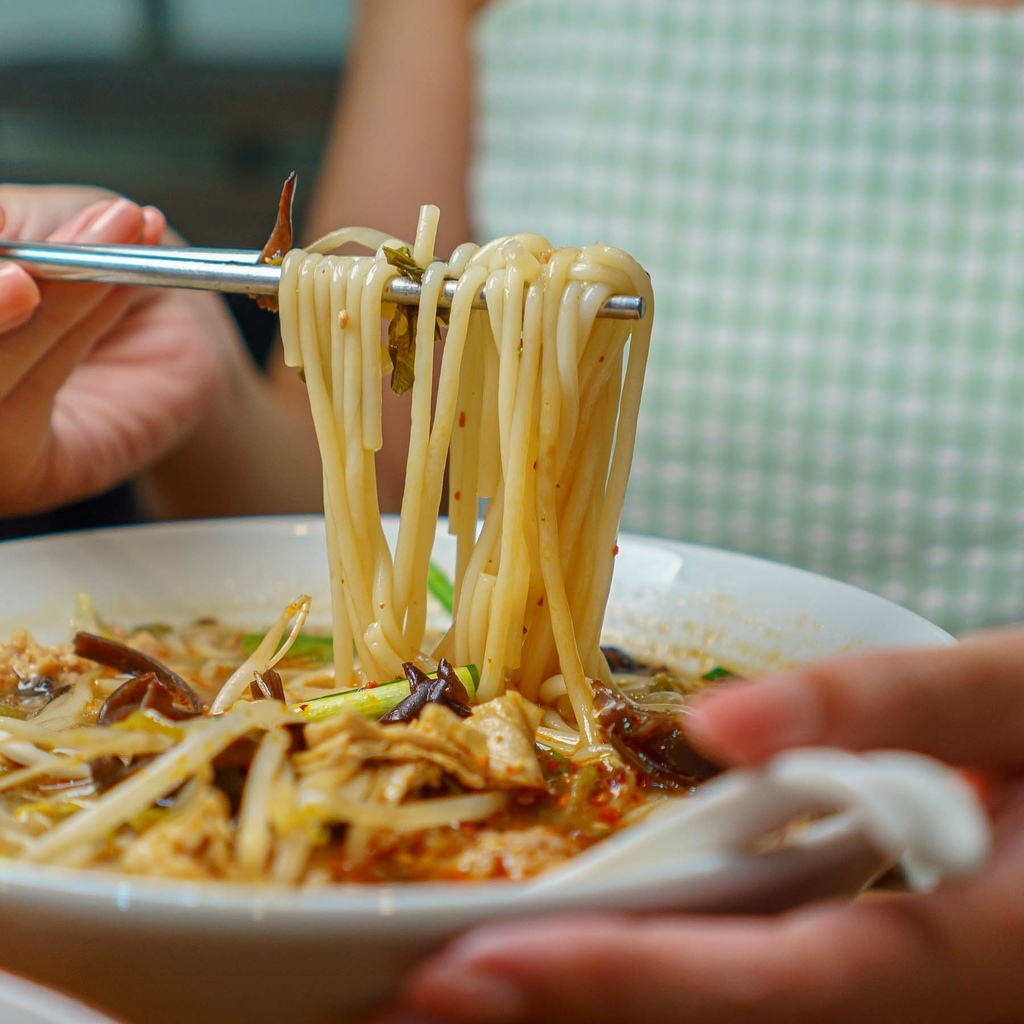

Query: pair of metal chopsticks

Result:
[0,240,647,320]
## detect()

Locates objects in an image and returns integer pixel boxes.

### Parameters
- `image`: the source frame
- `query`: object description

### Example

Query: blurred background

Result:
[0,0,354,349]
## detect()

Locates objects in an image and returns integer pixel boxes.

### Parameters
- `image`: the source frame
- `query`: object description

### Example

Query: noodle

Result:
[279,206,654,754]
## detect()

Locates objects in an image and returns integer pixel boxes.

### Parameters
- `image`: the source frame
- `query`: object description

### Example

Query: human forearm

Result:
[308,0,479,254]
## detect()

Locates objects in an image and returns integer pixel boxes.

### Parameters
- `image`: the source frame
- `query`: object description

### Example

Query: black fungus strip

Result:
[75,632,202,715]
[600,645,668,676]
[98,673,202,726]
[592,681,720,790]
[250,668,286,702]
[380,659,472,724]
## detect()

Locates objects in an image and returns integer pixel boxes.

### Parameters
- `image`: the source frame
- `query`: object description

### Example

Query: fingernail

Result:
[0,205,6,233]
[687,674,823,762]
[82,198,136,240]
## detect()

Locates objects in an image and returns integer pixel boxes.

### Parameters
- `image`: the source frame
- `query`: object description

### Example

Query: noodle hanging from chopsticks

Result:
[277,207,653,751]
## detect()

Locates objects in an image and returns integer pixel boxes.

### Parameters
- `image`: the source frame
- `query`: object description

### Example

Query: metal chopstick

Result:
[0,240,280,295]
[0,240,647,320]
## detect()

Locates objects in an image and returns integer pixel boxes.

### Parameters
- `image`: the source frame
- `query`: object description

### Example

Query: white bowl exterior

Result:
[0,517,953,1024]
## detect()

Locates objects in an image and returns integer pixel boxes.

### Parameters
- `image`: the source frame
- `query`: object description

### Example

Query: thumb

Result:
[685,626,1024,771]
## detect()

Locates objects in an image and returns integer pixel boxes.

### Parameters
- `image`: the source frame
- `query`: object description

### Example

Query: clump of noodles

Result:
[277,207,653,755]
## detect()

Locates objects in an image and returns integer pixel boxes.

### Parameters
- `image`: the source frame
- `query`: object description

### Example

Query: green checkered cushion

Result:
[473,0,1024,633]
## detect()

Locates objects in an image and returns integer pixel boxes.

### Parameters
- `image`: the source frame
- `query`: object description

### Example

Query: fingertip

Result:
[49,197,145,245]
[48,199,115,242]
[685,674,823,765]
[405,969,526,1024]
[0,262,42,332]
[399,923,544,1023]
[141,205,167,245]
[81,198,145,243]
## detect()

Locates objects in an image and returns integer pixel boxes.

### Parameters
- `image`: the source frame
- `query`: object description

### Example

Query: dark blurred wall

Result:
[0,1,350,248]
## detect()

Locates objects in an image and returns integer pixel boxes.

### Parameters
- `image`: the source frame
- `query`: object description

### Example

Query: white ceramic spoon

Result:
[528,748,990,900]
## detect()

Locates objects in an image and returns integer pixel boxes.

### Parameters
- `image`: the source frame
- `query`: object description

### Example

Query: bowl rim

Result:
[0,515,952,922]
[0,512,956,644]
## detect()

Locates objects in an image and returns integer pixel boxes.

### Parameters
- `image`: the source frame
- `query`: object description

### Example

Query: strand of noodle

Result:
[524,428,610,692]
[478,282,542,700]
[322,479,354,686]
[277,249,305,368]
[448,241,480,276]
[446,239,486,583]
[209,595,311,714]
[565,376,620,681]
[411,204,440,268]
[495,255,533,473]
[575,284,617,366]
[358,260,413,667]
[318,262,361,683]
[535,723,580,757]
[341,256,411,665]
[323,259,357,599]
[0,728,60,759]
[448,314,484,572]
[452,484,503,666]
[348,258,409,686]
[393,261,448,627]
[466,572,496,675]
[554,280,583,476]
[359,259,397,449]
[402,265,488,649]
[538,674,568,704]
[293,256,385,680]
[336,260,381,610]
[502,284,544,675]
[25,701,292,864]
[281,669,336,703]
[576,254,654,668]
[565,263,632,287]
[283,253,356,683]
[306,226,397,256]
[475,271,504,498]
[534,266,595,744]
[517,251,577,701]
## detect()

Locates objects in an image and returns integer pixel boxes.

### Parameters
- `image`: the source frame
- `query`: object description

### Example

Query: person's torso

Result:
[473,0,1024,633]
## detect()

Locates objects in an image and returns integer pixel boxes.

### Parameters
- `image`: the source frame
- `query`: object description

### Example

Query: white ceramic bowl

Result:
[0,517,953,1024]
